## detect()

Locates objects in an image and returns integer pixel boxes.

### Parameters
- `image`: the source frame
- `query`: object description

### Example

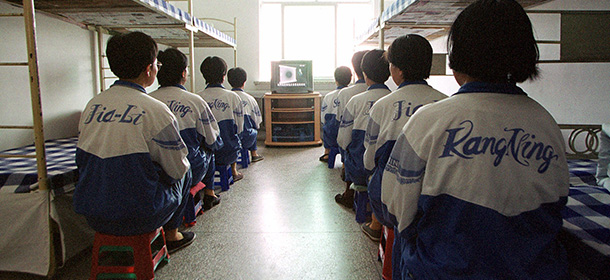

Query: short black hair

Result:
[352,50,368,80]
[106,32,157,79]
[200,56,227,84]
[227,67,247,88]
[361,49,390,84]
[448,0,539,83]
[157,48,187,87]
[334,66,352,87]
[386,34,433,81]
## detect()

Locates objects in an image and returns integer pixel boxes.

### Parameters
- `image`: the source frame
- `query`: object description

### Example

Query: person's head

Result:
[361,49,390,84]
[448,0,539,84]
[386,34,433,84]
[156,48,188,87]
[351,50,368,80]
[106,32,158,83]
[334,66,352,87]
[227,67,247,89]
[200,56,227,84]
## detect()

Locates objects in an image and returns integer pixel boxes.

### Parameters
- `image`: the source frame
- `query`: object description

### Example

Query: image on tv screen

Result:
[271,60,313,93]
[278,64,306,87]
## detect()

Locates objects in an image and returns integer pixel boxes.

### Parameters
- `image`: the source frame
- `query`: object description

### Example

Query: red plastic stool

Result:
[90,227,169,280]
[378,226,395,280]
[184,182,206,227]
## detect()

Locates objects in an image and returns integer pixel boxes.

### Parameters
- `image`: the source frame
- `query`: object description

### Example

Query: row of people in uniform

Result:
[73,31,262,254]
[321,0,571,279]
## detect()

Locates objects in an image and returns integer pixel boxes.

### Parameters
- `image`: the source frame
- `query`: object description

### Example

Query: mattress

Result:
[560,159,610,279]
[0,137,78,194]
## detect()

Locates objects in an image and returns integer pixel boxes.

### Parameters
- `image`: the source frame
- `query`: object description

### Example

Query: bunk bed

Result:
[558,125,610,279]
[2,0,236,93]
[356,0,553,47]
[0,0,236,276]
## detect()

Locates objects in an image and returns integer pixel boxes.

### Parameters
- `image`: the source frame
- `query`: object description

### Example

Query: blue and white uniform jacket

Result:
[381,82,570,280]
[364,81,446,227]
[233,88,262,150]
[150,85,223,184]
[335,80,367,124]
[337,84,390,185]
[321,86,344,149]
[197,84,244,165]
[74,81,190,224]
[335,80,367,160]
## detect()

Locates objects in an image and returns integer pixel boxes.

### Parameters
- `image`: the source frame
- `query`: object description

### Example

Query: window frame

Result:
[260,0,373,80]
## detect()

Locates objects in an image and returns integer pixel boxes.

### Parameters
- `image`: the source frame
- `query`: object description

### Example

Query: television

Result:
[270,60,314,93]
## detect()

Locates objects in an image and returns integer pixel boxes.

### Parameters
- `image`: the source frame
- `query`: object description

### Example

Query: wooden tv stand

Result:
[263,92,322,146]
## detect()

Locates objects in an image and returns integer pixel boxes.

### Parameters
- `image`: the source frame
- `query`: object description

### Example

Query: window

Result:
[260,0,374,81]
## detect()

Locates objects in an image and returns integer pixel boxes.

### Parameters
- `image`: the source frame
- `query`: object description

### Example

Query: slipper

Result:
[233,172,244,182]
[319,154,329,162]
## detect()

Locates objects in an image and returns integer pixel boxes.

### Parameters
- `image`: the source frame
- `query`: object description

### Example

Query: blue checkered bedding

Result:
[0,137,78,194]
[563,159,610,256]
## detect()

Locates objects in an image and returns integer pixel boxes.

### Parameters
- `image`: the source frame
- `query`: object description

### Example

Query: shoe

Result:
[251,155,264,162]
[167,231,196,254]
[203,194,221,210]
[361,222,381,242]
[233,172,244,182]
[334,193,353,209]
[319,154,329,162]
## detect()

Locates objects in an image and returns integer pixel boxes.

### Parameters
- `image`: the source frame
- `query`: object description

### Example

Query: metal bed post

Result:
[22,0,49,191]
[188,0,196,92]
[378,0,384,49]
[233,17,237,67]
[22,0,55,276]
[97,27,106,92]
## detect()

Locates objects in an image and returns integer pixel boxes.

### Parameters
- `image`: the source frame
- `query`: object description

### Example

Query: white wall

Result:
[405,0,610,125]
[0,2,97,151]
[185,1,260,94]
[522,0,610,124]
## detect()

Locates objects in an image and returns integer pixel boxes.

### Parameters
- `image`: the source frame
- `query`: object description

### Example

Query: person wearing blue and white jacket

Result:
[197,56,245,181]
[150,48,224,211]
[334,50,369,208]
[364,34,447,278]
[381,1,569,279]
[337,49,391,215]
[320,66,352,162]
[74,32,195,253]
[228,67,264,163]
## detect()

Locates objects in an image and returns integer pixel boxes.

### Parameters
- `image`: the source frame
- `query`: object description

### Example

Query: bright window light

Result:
[260,1,373,81]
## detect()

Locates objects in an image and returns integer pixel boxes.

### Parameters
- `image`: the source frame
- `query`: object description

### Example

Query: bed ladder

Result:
[0,0,56,276]
[95,27,118,92]
[0,0,49,191]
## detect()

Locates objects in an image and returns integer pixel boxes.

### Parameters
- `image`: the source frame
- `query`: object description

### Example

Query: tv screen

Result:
[270,60,313,93]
